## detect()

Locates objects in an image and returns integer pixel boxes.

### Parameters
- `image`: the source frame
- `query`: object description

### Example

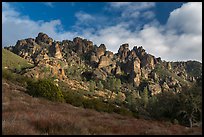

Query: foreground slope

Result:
[2,48,33,70]
[2,79,202,135]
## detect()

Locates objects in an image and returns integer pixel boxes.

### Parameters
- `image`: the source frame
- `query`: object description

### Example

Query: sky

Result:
[2,2,202,62]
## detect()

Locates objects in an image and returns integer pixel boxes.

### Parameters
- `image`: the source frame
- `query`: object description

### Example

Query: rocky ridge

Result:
[5,32,202,96]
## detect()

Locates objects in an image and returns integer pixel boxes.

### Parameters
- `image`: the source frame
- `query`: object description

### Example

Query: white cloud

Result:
[2,2,78,47]
[86,2,202,62]
[110,2,155,10]
[75,11,94,22]
[44,2,54,8]
[167,2,202,35]
[109,2,155,20]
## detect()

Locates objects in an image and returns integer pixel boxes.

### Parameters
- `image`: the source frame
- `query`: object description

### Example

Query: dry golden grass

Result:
[2,79,202,135]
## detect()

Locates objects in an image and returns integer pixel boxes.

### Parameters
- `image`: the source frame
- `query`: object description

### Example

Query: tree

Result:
[178,84,202,128]
[115,92,125,105]
[142,86,148,108]
[97,80,104,90]
[109,77,116,99]
[115,78,121,94]
[89,80,96,92]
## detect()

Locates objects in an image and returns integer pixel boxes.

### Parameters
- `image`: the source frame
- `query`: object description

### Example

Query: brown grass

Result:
[2,79,202,135]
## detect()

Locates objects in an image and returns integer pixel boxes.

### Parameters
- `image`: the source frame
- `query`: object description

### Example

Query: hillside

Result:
[2,32,202,135]
[2,48,33,70]
[2,79,202,135]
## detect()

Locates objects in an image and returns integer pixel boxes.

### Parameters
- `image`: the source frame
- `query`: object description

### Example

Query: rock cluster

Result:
[5,32,201,96]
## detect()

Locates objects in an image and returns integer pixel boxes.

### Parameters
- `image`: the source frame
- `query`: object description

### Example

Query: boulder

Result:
[96,44,106,58]
[98,55,112,68]
[105,51,114,59]
[115,66,122,75]
[49,42,63,59]
[148,83,162,95]
[161,82,170,92]
[92,68,107,80]
[54,43,63,59]
[36,32,53,45]
[90,53,99,67]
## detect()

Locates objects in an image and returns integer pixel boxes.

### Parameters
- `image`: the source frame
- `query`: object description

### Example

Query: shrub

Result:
[26,79,64,102]
[89,80,96,92]
[97,81,104,90]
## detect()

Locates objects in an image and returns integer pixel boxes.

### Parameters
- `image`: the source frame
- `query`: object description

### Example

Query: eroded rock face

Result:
[96,44,106,58]
[130,57,141,87]
[36,32,53,45]
[118,44,130,62]
[92,68,107,80]
[134,46,146,60]
[73,37,94,55]
[141,68,149,79]
[54,43,63,59]
[141,54,155,69]
[98,55,112,68]
[148,83,162,96]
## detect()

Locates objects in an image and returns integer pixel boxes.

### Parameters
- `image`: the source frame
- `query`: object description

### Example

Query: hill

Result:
[2,78,202,135]
[2,32,202,134]
[2,48,33,71]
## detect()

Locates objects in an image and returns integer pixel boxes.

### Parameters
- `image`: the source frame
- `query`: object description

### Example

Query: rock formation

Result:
[5,32,202,96]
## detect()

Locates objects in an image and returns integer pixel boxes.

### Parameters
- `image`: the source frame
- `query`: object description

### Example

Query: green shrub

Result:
[26,79,64,102]
[63,91,84,107]
[89,80,96,92]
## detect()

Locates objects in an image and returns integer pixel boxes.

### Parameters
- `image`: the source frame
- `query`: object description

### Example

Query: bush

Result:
[63,91,84,107]
[26,79,64,102]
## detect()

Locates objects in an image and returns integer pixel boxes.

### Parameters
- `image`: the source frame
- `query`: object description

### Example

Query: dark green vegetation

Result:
[26,79,64,102]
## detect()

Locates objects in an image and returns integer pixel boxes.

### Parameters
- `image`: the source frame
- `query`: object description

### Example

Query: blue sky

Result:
[2,2,202,62]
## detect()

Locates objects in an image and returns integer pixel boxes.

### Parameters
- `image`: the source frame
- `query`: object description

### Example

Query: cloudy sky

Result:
[2,2,202,62]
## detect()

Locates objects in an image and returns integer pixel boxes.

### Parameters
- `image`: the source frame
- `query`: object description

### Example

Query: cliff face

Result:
[5,32,202,95]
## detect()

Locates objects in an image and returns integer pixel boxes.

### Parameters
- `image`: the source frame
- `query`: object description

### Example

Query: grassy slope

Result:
[2,48,33,70]
[2,79,202,135]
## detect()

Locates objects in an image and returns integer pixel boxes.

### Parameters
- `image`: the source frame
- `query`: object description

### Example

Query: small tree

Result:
[109,77,116,99]
[115,92,125,105]
[89,80,96,92]
[115,78,121,94]
[142,86,148,108]
[97,80,104,90]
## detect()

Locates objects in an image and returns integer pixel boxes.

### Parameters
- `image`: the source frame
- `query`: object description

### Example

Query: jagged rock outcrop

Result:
[5,32,201,96]
[73,37,94,55]
[130,57,141,87]
[36,32,53,45]
[118,44,130,62]
[96,44,106,58]
[141,54,155,69]
[98,55,112,68]
[53,42,63,59]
